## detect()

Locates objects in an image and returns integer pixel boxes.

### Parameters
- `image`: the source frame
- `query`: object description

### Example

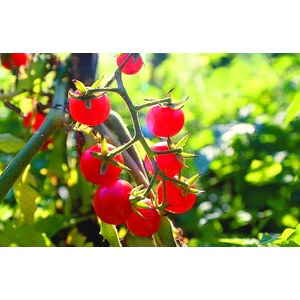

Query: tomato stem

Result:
[0,80,67,202]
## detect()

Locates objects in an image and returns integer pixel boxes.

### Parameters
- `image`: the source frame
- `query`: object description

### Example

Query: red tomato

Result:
[93,179,133,225]
[126,199,161,237]
[24,110,52,151]
[32,111,46,131]
[156,177,196,214]
[80,143,124,185]
[1,53,29,70]
[23,111,33,127]
[69,90,111,126]
[144,141,183,177]
[117,53,143,75]
[146,105,185,138]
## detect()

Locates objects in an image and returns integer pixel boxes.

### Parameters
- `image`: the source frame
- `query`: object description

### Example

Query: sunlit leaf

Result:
[99,219,122,247]
[13,165,38,225]
[0,133,25,153]
[284,92,300,126]
[0,222,49,246]
[245,159,283,185]
[153,216,177,247]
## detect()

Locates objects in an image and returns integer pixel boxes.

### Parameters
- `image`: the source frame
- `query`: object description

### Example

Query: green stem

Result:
[106,110,147,176]
[0,80,67,202]
[97,123,151,190]
[153,149,182,155]
[0,89,28,101]
[135,97,172,111]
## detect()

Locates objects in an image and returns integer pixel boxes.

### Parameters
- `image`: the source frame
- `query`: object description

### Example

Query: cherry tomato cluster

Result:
[68,53,200,239]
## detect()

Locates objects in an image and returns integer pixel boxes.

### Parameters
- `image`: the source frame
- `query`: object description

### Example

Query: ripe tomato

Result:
[32,111,46,131]
[145,105,184,138]
[144,141,183,177]
[1,53,29,70]
[126,199,161,237]
[80,143,124,185]
[117,53,143,75]
[69,90,111,126]
[93,179,133,225]
[156,177,196,214]
[23,111,33,128]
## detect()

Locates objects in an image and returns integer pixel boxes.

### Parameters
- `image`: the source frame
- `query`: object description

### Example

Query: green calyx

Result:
[69,78,106,110]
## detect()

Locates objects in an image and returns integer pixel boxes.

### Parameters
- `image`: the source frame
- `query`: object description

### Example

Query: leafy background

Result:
[1,53,300,246]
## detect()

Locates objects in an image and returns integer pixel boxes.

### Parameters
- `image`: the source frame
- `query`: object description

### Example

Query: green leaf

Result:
[284,92,300,126]
[285,224,300,246]
[91,76,104,89]
[153,216,177,247]
[0,133,25,153]
[99,219,122,247]
[66,228,93,247]
[124,231,156,247]
[180,152,199,159]
[245,159,283,185]
[72,79,87,93]
[175,133,191,149]
[0,222,49,246]
[218,238,259,246]
[186,173,201,186]
[13,165,38,225]
[35,215,71,237]
[258,233,280,245]
[110,158,131,172]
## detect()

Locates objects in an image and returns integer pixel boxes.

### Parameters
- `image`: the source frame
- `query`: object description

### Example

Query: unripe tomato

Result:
[69,90,111,126]
[80,143,124,185]
[144,141,183,177]
[1,53,29,70]
[117,53,143,75]
[156,177,196,214]
[126,199,161,237]
[146,105,184,138]
[93,179,133,225]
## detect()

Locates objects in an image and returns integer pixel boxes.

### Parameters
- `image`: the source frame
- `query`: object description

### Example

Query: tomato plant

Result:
[0,53,203,248]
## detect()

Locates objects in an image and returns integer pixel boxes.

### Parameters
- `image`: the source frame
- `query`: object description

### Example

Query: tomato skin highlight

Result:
[144,141,183,177]
[156,178,197,214]
[1,53,29,69]
[126,199,161,237]
[80,143,124,185]
[145,105,185,138]
[117,53,143,75]
[69,90,111,126]
[93,179,133,225]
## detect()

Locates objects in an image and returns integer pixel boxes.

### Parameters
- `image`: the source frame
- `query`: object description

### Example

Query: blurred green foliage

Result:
[1,53,300,247]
